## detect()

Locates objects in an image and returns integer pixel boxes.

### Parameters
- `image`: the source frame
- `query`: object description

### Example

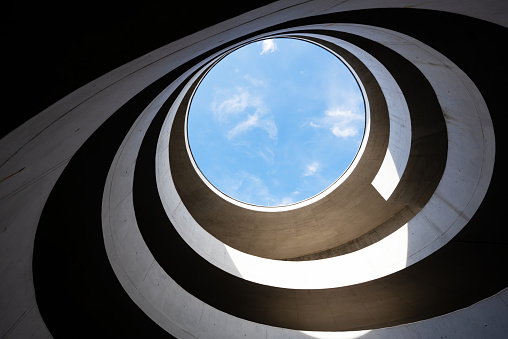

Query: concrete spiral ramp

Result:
[1,2,508,338]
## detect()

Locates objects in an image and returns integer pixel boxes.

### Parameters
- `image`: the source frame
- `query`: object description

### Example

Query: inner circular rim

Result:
[184,36,368,211]
[172,32,400,259]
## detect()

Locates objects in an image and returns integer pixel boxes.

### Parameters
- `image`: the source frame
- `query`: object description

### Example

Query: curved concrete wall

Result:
[1,1,507,338]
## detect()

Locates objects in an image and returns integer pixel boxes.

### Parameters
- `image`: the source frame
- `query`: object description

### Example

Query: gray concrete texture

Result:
[1,1,507,338]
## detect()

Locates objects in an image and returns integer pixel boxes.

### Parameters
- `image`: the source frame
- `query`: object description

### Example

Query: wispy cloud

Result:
[258,147,275,163]
[324,67,364,113]
[227,114,277,140]
[303,161,319,176]
[217,94,248,114]
[212,88,262,120]
[244,74,267,87]
[279,196,294,205]
[330,125,358,138]
[259,39,277,55]
[212,87,277,140]
[326,108,363,138]
[309,108,363,139]
[325,108,361,120]
[219,171,292,206]
[226,114,258,138]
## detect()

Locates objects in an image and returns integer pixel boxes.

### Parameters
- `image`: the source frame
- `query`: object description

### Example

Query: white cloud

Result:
[307,107,363,139]
[259,118,278,140]
[325,108,363,139]
[244,74,267,87]
[213,88,277,140]
[259,39,277,55]
[213,89,261,118]
[217,171,296,206]
[331,125,358,138]
[324,71,365,113]
[216,175,243,197]
[325,108,362,120]
[279,196,294,205]
[304,161,319,176]
[227,114,277,140]
[258,147,275,163]
[227,114,258,139]
[220,171,275,206]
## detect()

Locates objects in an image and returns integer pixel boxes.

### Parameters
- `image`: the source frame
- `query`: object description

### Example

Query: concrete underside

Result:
[1,2,508,338]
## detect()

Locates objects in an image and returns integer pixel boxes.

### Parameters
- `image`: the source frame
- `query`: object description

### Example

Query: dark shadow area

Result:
[1,1,277,138]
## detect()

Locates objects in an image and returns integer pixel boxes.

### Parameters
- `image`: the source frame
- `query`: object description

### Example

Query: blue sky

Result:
[188,38,365,206]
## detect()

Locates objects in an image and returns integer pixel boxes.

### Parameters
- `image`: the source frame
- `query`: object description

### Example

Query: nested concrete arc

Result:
[104,20,494,334]
[1,2,507,339]
[166,27,449,261]
[152,25,469,289]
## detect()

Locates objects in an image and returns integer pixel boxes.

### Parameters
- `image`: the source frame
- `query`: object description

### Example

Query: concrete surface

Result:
[1,1,507,338]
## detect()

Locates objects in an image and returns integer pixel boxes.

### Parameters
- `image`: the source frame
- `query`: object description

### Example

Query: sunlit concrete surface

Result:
[1,1,507,338]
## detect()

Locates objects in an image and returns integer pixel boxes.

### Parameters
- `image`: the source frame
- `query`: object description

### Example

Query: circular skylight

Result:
[187,38,365,206]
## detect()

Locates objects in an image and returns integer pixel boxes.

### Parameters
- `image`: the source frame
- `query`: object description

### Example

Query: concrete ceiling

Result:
[2,2,508,338]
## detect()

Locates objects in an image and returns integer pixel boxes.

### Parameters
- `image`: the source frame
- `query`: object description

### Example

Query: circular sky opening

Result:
[187,38,365,207]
